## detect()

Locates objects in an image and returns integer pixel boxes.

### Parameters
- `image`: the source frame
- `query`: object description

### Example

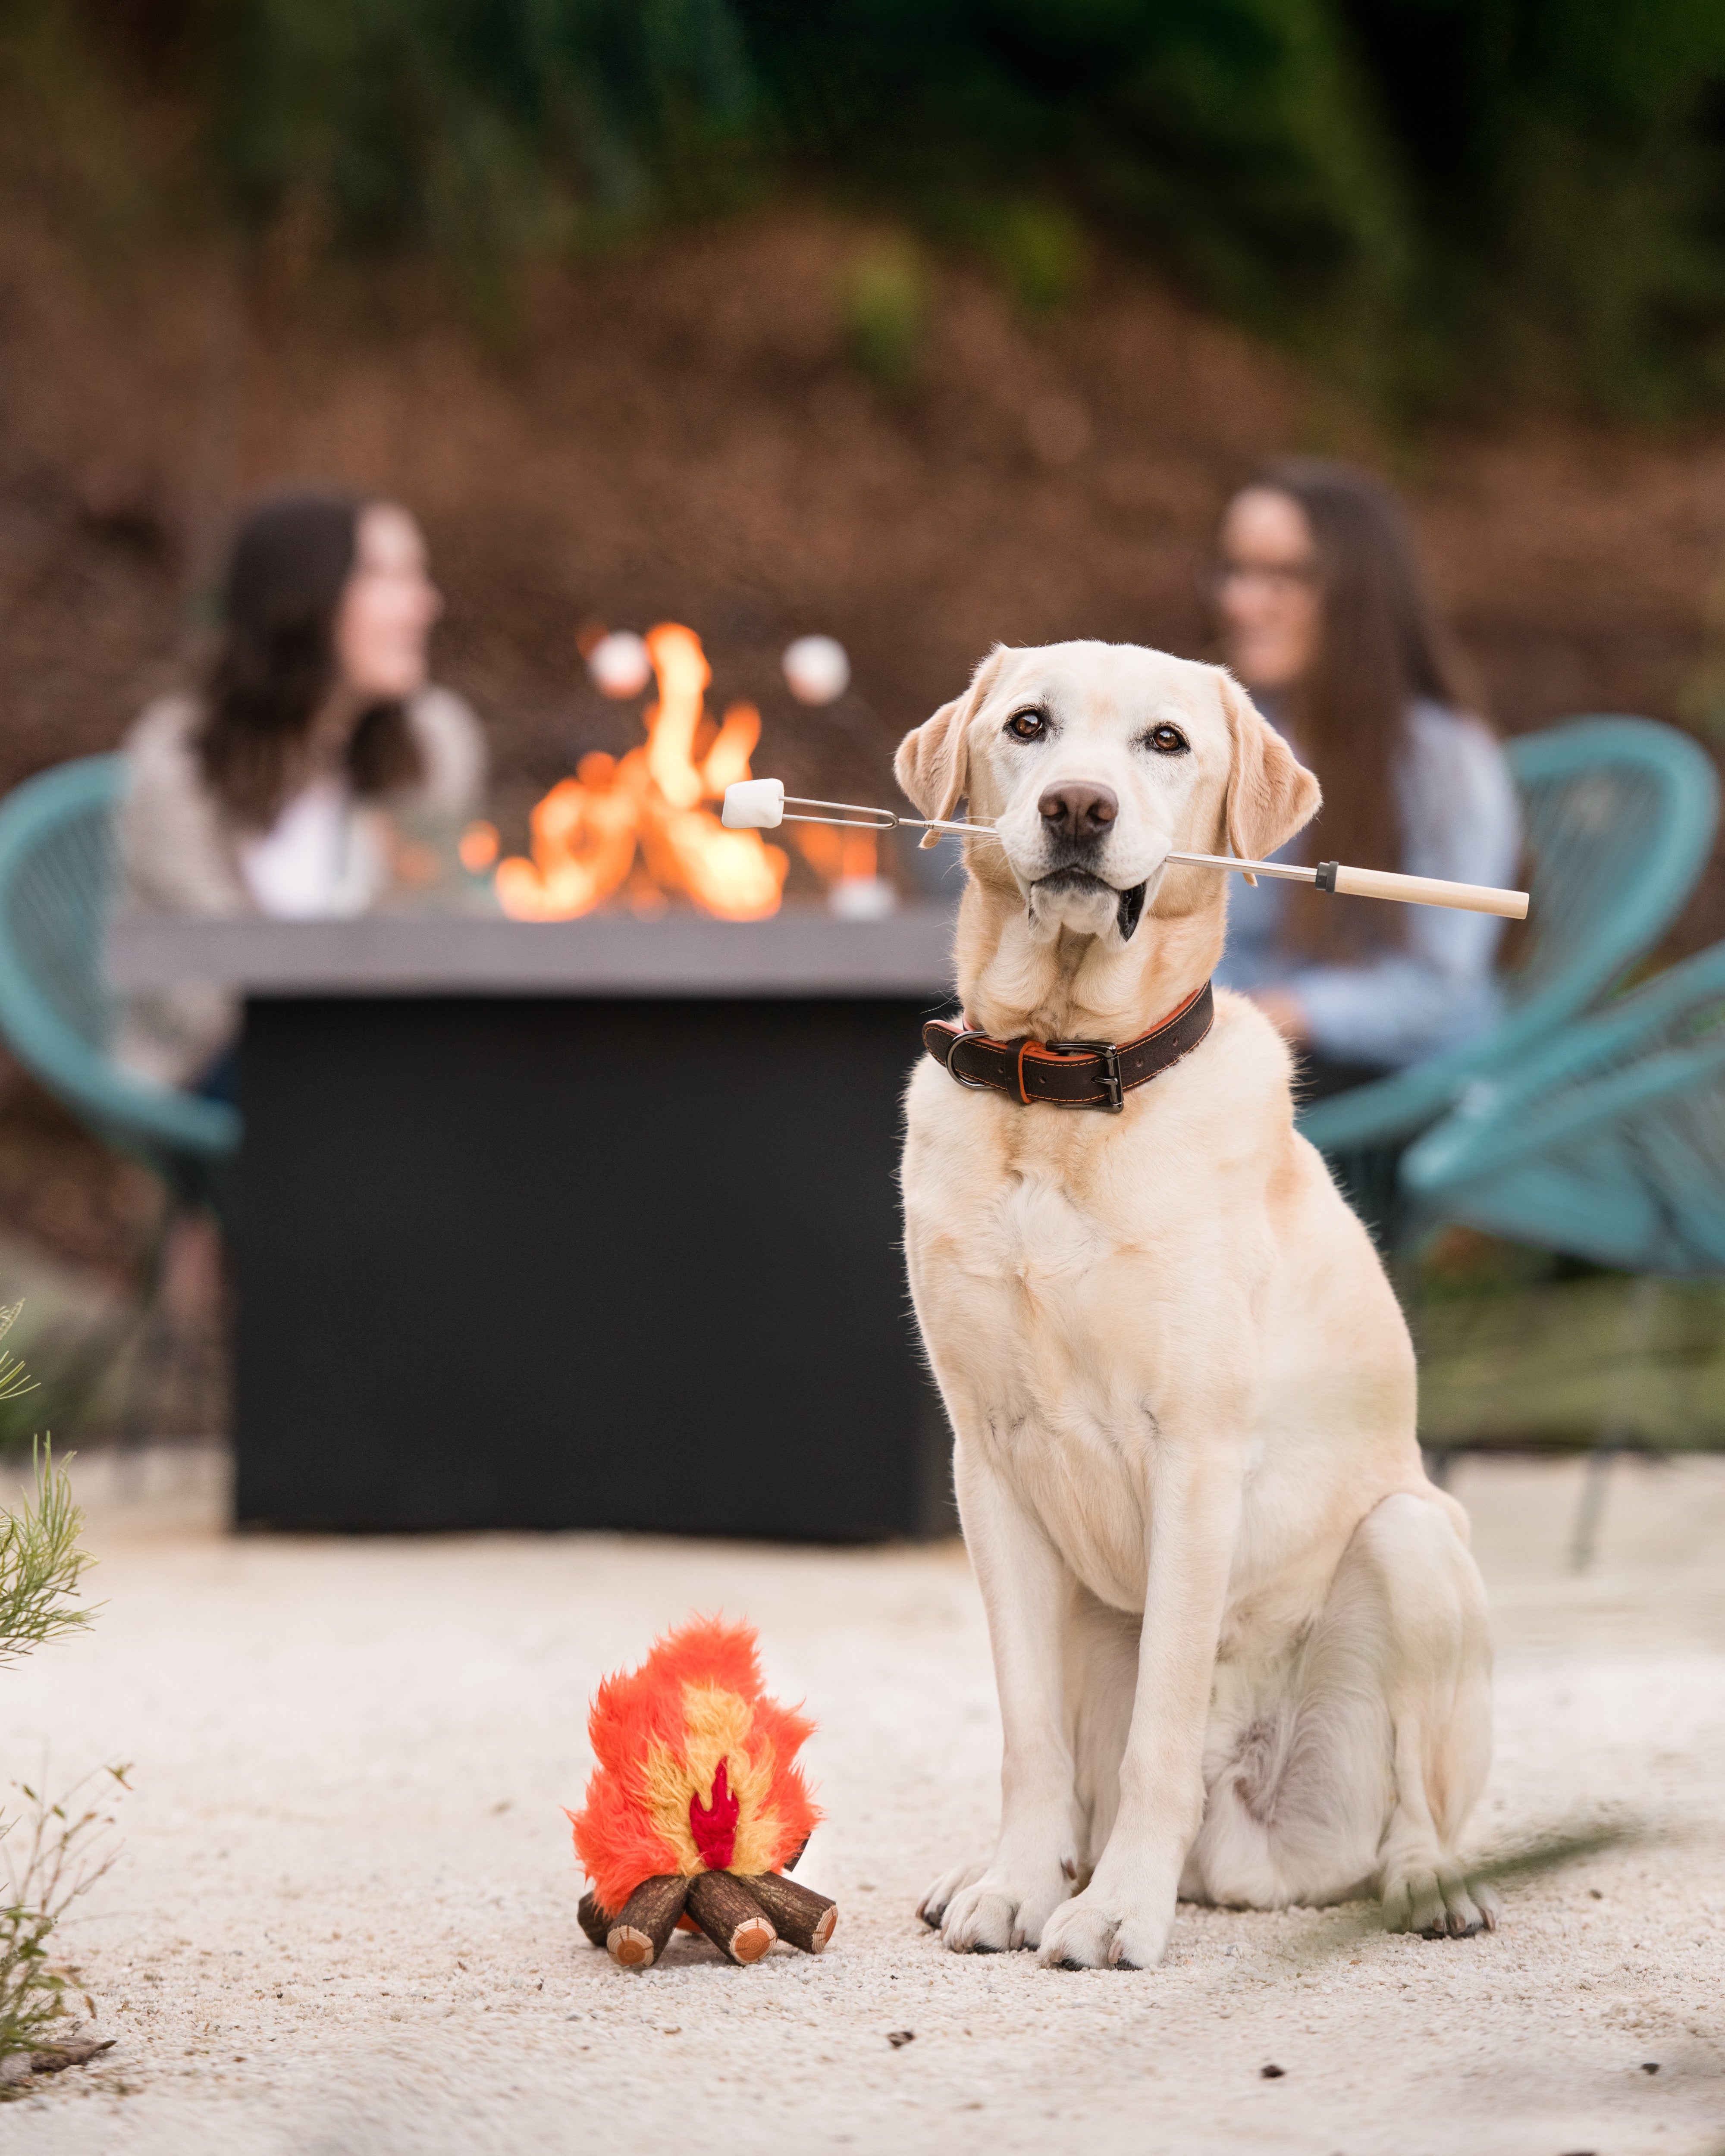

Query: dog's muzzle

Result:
[1030,865,1149,942]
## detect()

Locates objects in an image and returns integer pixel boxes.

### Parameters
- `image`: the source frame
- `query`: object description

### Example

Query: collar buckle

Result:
[944,1028,997,1092]
[1046,1039,1124,1112]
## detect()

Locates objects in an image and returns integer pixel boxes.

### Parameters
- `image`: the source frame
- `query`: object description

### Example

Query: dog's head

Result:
[895,641,1320,946]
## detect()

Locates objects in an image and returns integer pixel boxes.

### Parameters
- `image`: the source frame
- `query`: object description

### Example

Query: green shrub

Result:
[979,203,1088,317]
[202,0,756,258]
[841,240,927,392]
[11,0,1725,412]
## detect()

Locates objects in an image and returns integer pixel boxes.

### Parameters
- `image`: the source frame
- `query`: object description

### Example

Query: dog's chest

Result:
[916,1120,1189,1606]
[927,1102,1187,1338]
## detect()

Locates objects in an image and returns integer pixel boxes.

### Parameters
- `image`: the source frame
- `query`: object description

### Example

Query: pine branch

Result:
[0,1306,112,2085]
[0,1443,95,1673]
[0,1305,37,1411]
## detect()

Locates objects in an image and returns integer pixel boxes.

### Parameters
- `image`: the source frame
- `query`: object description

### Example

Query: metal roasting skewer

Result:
[773,794,984,838]
[722,781,1530,921]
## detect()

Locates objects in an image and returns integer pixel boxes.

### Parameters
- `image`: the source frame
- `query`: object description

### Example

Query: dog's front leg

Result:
[926,1437,1079,1953]
[1037,1443,1243,1971]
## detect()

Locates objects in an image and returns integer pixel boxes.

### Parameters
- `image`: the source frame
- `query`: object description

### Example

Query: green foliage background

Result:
[9,0,1725,411]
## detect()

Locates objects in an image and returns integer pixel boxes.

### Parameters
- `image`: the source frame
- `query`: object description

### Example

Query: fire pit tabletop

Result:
[107,908,959,998]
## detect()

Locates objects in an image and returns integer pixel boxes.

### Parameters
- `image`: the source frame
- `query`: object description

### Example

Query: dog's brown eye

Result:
[1006,708,1048,743]
[1147,723,1189,755]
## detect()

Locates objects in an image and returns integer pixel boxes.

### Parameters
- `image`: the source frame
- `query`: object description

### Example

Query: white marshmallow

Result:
[586,630,652,699]
[782,635,850,706]
[721,778,786,829]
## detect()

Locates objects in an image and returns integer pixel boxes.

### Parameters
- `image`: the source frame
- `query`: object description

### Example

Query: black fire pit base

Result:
[234,994,955,1540]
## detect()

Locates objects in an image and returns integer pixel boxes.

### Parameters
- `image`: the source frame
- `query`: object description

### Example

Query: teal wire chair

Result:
[1297,717,1720,1159]
[0,755,239,1170]
[1402,941,1725,1564]
[0,754,240,1436]
[1403,940,1725,1275]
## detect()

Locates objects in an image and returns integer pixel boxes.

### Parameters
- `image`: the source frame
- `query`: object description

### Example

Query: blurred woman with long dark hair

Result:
[1212,458,1519,1093]
[117,489,485,1089]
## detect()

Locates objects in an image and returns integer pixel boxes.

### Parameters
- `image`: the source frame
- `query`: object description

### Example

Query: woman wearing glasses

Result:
[1212,459,1519,1109]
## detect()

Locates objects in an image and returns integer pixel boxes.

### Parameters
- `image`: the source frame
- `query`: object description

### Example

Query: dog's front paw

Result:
[1036,1883,1171,1971]
[1383,1865,1499,1940]
[917,1855,988,1931]
[937,1864,1071,1954]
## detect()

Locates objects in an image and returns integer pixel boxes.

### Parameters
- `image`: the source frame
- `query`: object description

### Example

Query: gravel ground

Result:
[0,1445,1722,2156]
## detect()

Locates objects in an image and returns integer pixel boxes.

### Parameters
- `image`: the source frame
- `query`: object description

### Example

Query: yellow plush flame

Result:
[637,1681,784,1876]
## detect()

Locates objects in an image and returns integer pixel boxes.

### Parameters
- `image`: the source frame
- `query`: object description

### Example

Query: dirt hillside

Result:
[5,210,1723,862]
[3,204,1724,1286]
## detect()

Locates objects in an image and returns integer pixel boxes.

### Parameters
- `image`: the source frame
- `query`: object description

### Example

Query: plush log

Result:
[606,1874,690,1968]
[577,1890,613,1951]
[739,1871,837,1953]
[686,1870,778,1964]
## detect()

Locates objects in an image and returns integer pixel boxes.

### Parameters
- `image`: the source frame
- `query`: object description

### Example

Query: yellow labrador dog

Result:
[898,640,1494,1971]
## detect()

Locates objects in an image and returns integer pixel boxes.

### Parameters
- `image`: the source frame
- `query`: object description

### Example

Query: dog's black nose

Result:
[1038,783,1118,840]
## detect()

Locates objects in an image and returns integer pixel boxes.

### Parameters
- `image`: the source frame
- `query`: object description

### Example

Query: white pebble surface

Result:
[1,1448,1722,2154]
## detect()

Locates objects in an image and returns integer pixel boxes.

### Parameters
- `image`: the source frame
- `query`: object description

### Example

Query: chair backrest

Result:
[1298,716,1719,1155]
[1499,718,1719,1027]
[1405,940,1725,1274]
[0,756,238,1158]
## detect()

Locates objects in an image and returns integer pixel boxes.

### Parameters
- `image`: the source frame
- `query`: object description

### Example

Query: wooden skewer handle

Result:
[1329,863,1528,920]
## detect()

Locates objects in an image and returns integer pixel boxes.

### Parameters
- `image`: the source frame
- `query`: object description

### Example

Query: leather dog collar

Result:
[923,981,1214,1114]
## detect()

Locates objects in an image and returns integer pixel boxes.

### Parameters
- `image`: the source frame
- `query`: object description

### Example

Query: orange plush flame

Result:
[569,1615,820,1914]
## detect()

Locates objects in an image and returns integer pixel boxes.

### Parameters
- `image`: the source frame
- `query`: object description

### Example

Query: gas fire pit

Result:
[109,910,958,1540]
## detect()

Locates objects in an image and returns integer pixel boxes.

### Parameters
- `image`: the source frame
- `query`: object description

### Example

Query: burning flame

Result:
[496,624,789,921]
[569,1615,820,1913]
[790,821,878,886]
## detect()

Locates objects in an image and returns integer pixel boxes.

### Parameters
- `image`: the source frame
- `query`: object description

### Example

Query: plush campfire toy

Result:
[569,1615,836,1969]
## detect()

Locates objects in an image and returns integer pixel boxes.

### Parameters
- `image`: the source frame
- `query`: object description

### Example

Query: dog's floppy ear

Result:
[895,646,1007,847]
[1217,669,1321,878]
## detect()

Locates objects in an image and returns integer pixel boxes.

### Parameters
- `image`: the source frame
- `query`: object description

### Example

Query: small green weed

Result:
[0,1766,128,2087]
